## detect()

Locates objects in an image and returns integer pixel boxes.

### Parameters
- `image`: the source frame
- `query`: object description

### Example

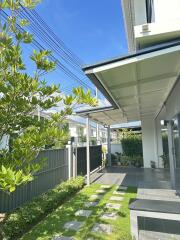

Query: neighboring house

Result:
[68,118,108,145]
[77,0,180,189]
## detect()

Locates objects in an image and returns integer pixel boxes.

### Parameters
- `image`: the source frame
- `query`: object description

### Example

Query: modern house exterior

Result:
[77,0,180,190]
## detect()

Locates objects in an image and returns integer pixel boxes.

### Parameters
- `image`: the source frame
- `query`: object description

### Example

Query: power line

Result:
[1,10,96,95]
[32,9,84,65]
[19,8,82,70]
[18,7,95,93]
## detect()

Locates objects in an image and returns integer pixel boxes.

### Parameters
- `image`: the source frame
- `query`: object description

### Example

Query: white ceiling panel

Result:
[79,43,180,125]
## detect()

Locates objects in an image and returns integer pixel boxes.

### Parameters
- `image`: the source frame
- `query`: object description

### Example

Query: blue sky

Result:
[21,0,128,104]
[36,0,128,64]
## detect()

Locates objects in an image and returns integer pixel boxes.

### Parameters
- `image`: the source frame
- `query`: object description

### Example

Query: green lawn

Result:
[21,184,137,240]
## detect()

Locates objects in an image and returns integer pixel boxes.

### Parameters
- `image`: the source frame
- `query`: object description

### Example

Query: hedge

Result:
[162,134,169,155]
[121,135,143,156]
[1,176,84,240]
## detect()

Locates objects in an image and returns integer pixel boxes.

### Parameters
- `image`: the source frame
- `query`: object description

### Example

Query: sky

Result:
[36,0,128,64]
[21,0,128,123]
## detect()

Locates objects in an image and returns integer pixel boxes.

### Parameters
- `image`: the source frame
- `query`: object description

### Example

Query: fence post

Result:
[86,116,90,185]
[107,125,112,167]
[72,144,77,178]
[66,143,73,179]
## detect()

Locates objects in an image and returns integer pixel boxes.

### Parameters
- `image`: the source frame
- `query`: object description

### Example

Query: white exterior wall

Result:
[134,0,147,25]
[111,143,123,154]
[154,0,180,23]
[69,126,78,138]
[141,117,157,168]
[142,117,163,168]
[133,0,180,49]
[102,143,123,155]
[134,0,180,26]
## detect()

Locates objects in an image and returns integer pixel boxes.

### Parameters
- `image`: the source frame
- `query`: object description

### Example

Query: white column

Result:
[86,116,90,185]
[141,117,157,168]
[66,143,72,179]
[107,125,111,166]
[155,119,163,168]
[72,144,77,178]
[167,121,176,189]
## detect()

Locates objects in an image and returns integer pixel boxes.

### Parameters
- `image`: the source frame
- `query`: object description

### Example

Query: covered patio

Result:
[77,40,180,190]
[89,166,180,239]
[76,40,180,239]
[91,167,171,189]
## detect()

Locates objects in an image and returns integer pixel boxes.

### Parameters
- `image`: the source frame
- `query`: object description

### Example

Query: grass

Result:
[21,184,137,240]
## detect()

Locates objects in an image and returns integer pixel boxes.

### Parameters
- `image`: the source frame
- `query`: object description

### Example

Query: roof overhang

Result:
[81,40,180,124]
[76,106,127,126]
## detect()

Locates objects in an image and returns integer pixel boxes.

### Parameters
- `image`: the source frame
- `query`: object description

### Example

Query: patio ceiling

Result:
[76,106,127,125]
[81,41,180,124]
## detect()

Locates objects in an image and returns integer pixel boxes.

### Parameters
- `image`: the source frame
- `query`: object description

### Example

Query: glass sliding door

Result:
[172,114,180,188]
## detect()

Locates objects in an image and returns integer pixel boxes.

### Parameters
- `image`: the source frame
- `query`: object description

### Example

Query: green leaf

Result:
[9,186,15,192]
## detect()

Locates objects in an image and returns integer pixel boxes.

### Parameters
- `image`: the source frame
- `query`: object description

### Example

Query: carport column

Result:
[141,117,158,168]
[86,115,90,186]
[107,125,111,166]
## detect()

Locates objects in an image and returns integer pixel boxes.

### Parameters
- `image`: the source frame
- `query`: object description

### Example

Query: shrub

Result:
[120,155,143,167]
[111,153,118,165]
[162,133,169,155]
[160,154,169,168]
[1,176,84,240]
[121,134,143,157]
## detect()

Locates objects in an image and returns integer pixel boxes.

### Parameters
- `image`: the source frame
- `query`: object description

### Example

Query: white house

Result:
[77,0,180,190]
[68,118,108,145]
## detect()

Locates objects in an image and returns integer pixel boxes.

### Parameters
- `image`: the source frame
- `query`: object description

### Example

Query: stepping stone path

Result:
[62,185,124,239]
[96,189,106,194]
[106,203,121,210]
[117,186,127,191]
[84,201,98,208]
[52,237,74,240]
[110,196,124,201]
[92,223,113,235]
[100,185,111,189]
[113,190,125,195]
[64,221,84,231]
[75,210,92,218]
[100,212,118,220]
[90,194,102,200]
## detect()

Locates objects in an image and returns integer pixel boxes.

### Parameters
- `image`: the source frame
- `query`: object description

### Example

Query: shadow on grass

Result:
[22,184,101,239]
[22,184,137,240]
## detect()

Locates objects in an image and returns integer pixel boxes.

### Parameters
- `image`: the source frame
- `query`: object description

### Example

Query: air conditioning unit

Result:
[142,24,150,32]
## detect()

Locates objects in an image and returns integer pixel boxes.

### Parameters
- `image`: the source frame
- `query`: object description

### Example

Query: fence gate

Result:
[76,145,102,175]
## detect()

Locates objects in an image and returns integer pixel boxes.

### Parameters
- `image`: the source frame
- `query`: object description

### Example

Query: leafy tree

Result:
[0,0,98,193]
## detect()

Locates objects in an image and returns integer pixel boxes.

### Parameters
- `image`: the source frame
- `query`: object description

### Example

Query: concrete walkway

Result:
[91,167,180,240]
[91,167,171,189]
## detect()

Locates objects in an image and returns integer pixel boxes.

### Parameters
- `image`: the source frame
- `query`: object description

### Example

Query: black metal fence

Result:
[77,145,102,175]
[0,149,68,213]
